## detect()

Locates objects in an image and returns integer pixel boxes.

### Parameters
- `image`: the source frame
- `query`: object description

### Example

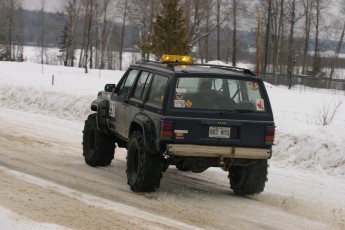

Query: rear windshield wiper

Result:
[233,109,255,113]
[218,109,255,115]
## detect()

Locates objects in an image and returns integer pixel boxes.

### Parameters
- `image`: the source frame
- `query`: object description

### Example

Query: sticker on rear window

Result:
[176,92,183,100]
[174,100,185,108]
[185,100,192,108]
[176,88,187,93]
[256,99,265,111]
[249,81,259,90]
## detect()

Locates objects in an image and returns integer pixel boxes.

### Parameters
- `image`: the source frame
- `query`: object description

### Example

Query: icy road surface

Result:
[0,108,344,230]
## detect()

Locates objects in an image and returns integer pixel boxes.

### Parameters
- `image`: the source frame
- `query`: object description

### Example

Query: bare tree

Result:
[227,0,248,66]
[128,0,158,60]
[41,0,45,72]
[187,0,230,55]
[263,0,272,73]
[329,0,345,80]
[82,0,95,73]
[312,0,331,75]
[272,0,285,73]
[203,0,214,63]
[301,0,314,74]
[60,0,82,67]
[0,0,23,61]
[99,0,111,69]
[119,0,128,71]
[182,0,214,63]
[217,0,221,60]
[285,0,302,89]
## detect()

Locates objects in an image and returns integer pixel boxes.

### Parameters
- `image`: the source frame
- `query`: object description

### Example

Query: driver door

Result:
[109,69,139,138]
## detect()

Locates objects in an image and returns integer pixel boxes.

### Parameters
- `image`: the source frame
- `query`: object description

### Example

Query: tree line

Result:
[1,0,345,79]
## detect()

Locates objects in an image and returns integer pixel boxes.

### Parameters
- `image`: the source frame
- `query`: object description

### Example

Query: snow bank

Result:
[1,61,345,178]
[272,122,345,177]
[0,61,123,120]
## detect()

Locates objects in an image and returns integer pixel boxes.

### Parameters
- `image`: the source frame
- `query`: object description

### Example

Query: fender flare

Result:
[91,97,109,133]
[130,113,157,154]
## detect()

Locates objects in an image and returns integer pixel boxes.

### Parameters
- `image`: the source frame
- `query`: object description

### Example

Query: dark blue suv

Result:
[83,56,275,196]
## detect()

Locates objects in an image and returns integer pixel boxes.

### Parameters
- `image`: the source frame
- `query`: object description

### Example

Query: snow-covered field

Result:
[1,60,345,229]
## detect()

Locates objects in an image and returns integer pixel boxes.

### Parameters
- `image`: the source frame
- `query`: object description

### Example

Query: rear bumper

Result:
[166,144,272,159]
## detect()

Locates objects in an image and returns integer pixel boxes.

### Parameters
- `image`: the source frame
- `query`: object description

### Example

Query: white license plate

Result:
[209,126,231,138]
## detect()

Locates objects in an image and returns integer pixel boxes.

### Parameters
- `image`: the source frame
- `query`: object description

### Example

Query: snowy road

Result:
[0,108,344,230]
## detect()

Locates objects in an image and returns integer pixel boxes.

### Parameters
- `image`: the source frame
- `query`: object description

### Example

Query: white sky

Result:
[22,0,62,12]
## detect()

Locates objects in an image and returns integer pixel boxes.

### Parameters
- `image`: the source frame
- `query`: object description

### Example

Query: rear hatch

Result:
[162,74,275,148]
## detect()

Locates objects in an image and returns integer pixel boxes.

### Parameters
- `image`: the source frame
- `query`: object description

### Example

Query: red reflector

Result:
[265,125,275,145]
[160,120,174,139]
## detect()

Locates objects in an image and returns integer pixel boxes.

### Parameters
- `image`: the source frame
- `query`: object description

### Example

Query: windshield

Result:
[173,77,266,112]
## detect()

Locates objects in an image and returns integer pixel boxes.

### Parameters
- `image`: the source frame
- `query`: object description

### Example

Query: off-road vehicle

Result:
[82,55,275,195]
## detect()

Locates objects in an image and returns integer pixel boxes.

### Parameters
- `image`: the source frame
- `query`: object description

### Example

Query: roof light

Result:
[162,54,191,64]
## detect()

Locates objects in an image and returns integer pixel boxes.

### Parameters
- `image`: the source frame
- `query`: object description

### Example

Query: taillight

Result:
[265,125,275,145]
[160,120,174,140]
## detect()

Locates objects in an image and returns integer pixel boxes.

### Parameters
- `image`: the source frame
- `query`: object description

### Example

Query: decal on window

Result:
[249,81,259,90]
[185,100,193,108]
[256,99,265,111]
[176,88,187,93]
[176,92,184,100]
[174,100,185,108]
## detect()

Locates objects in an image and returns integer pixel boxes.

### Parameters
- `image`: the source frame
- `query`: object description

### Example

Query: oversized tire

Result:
[127,130,163,192]
[228,160,268,196]
[83,114,115,167]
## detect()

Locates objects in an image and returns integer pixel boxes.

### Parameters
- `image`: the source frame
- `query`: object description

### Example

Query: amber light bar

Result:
[162,54,191,64]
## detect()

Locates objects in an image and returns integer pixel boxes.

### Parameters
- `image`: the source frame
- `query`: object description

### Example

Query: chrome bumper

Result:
[166,144,272,159]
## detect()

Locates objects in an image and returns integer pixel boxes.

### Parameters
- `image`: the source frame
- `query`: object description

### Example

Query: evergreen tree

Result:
[58,22,71,66]
[150,0,190,58]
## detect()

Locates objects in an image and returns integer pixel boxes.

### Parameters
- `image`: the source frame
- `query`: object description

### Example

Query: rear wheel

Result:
[175,163,190,171]
[82,114,115,167]
[127,130,163,192]
[228,160,268,196]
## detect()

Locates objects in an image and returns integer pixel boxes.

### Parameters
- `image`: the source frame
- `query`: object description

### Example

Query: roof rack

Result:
[168,63,256,76]
[136,60,256,76]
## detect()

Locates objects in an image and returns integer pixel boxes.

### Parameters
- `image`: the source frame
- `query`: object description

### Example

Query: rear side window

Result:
[147,75,168,106]
[174,77,266,112]
[133,71,153,100]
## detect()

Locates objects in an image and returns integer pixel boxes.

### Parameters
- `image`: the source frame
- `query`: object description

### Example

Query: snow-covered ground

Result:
[1,60,345,229]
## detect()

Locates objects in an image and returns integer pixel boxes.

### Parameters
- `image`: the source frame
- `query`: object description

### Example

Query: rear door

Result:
[165,74,274,148]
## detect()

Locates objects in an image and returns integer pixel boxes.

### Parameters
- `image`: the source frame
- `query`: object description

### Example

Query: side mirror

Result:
[104,84,116,93]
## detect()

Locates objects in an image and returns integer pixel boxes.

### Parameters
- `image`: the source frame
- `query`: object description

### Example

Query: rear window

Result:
[173,77,266,112]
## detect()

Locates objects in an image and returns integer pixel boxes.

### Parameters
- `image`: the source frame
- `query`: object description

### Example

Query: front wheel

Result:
[82,114,115,167]
[127,130,163,192]
[228,160,268,196]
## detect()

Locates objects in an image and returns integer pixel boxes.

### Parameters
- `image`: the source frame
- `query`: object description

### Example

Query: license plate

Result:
[209,126,231,138]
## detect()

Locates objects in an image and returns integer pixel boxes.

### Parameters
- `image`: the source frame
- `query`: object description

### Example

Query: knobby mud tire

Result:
[82,114,115,167]
[229,159,268,196]
[127,130,163,192]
